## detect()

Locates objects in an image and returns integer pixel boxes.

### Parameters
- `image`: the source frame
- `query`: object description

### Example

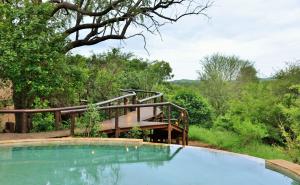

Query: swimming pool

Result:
[0,142,299,185]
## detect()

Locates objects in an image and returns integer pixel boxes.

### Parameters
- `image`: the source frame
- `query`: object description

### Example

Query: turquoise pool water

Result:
[0,144,299,185]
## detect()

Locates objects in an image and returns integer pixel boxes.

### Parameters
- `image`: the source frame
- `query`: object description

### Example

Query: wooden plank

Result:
[101,107,162,131]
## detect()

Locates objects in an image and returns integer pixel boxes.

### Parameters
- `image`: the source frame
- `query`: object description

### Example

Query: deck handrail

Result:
[0,91,137,113]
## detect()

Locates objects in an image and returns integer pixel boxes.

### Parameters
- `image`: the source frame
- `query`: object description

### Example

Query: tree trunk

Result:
[12,89,31,133]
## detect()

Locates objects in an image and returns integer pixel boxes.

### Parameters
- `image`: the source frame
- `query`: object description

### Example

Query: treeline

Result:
[167,54,300,163]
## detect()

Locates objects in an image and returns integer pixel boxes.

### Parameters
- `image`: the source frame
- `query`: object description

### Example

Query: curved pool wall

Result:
[0,138,299,185]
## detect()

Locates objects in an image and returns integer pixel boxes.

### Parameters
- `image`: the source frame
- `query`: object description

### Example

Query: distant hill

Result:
[259,77,274,81]
[170,79,200,88]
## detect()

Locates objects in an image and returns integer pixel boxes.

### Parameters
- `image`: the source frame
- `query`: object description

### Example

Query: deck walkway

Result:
[0,107,176,141]
[0,90,189,145]
[101,107,165,132]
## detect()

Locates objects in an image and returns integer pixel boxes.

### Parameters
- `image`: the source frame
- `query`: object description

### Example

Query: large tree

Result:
[0,0,210,132]
[198,54,257,115]
[2,0,211,52]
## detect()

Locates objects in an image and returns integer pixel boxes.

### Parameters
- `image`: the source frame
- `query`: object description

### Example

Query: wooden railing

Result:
[61,102,189,143]
[0,90,137,133]
[0,89,189,144]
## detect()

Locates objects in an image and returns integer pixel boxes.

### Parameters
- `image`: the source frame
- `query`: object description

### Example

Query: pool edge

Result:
[0,137,144,147]
[266,160,300,182]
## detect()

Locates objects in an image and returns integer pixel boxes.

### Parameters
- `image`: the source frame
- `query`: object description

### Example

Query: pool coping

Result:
[0,138,300,182]
[0,137,144,147]
[266,160,300,182]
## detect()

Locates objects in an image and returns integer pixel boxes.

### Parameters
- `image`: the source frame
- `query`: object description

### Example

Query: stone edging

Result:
[266,160,300,182]
[0,137,144,147]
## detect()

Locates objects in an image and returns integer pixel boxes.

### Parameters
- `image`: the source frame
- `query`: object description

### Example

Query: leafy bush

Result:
[77,104,104,137]
[170,90,213,127]
[277,85,300,163]
[189,126,290,160]
[232,118,267,145]
[31,98,55,132]
[125,126,150,140]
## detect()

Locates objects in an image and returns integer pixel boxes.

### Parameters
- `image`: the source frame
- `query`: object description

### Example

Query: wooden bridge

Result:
[0,90,189,145]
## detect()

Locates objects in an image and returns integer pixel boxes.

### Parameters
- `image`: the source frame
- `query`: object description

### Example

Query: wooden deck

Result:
[0,90,189,145]
[102,107,165,131]
[0,107,185,143]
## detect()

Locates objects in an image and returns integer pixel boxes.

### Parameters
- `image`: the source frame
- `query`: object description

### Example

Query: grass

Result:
[189,125,291,160]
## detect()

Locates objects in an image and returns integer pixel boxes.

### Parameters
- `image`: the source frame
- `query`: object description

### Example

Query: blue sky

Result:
[73,0,300,80]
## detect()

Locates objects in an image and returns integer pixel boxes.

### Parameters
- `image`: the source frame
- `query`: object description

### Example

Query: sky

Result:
[72,0,300,80]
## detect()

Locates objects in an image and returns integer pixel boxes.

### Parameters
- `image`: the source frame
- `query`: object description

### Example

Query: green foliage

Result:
[232,118,267,145]
[170,90,213,127]
[0,1,67,109]
[31,98,55,132]
[199,54,253,81]
[277,85,300,163]
[77,104,104,137]
[125,126,150,140]
[189,126,290,160]
[198,54,257,115]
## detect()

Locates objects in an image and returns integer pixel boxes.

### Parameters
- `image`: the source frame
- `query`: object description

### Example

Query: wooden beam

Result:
[115,108,120,137]
[70,113,76,136]
[137,107,141,122]
[167,105,172,144]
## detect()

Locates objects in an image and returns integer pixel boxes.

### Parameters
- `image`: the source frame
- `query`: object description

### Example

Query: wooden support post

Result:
[160,96,164,122]
[124,98,128,115]
[167,105,172,144]
[182,130,186,146]
[153,98,157,120]
[137,107,141,122]
[21,112,28,133]
[70,113,76,136]
[108,103,111,118]
[115,108,120,138]
[131,95,137,111]
[54,111,61,130]
[186,131,189,145]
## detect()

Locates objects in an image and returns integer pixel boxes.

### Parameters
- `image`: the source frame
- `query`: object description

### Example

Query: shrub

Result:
[189,126,290,160]
[170,90,213,127]
[125,126,150,140]
[31,98,55,132]
[77,104,104,137]
[232,118,267,145]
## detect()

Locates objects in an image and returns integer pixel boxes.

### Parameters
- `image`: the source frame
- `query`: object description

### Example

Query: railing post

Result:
[115,108,120,137]
[131,95,137,111]
[124,98,128,115]
[137,106,141,122]
[160,96,164,122]
[167,105,172,144]
[70,113,76,136]
[54,111,61,130]
[108,102,111,119]
[182,112,186,146]
[153,98,157,120]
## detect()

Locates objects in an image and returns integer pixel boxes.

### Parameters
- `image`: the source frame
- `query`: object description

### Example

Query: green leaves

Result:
[0,1,67,108]
[170,90,213,127]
